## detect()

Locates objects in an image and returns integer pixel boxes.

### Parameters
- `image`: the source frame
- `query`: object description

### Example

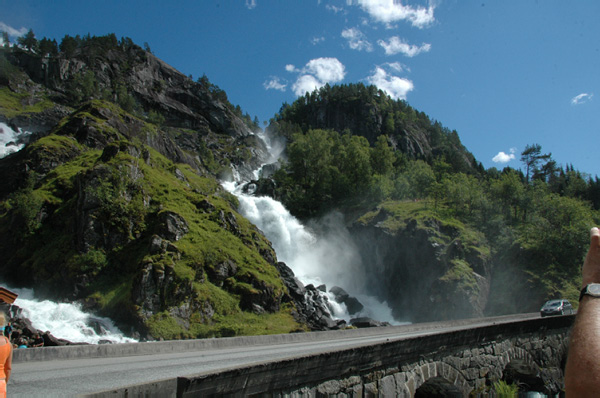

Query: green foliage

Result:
[0,52,20,83]
[147,110,165,126]
[67,70,98,103]
[371,135,395,175]
[273,82,476,173]
[271,84,600,312]
[147,304,301,340]
[7,181,44,235]
[115,84,136,113]
[39,38,58,57]
[84,167,147,239]
[17,29,38,52]
[394,160,436,200]
[59,35,78,57]
[521,143,552,183]
[492,380,518,397]
[441,259,478,295]
[274,129,399,217]
[67,249,108,278]
[0,86,54,118]
[1,31,9,48]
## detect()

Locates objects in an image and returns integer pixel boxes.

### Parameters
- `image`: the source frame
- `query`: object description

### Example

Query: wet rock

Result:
[259,162,280,179]
[350,317,390,328]
[42,332,65,347]
[275,262,306,300]
[275,262,342,331]
[242,178,276,197]
[329,286,364,315]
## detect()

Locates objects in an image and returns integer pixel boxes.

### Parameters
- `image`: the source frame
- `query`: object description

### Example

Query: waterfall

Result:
[3,284,136,344]
[224,131,399,324]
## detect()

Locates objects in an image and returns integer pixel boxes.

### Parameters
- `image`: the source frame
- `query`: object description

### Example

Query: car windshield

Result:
[545,301,562,308]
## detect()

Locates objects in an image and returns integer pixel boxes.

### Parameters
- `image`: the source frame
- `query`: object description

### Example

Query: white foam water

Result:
[0,122,33,158]
[223,131,400,325]
[5,285,136,344]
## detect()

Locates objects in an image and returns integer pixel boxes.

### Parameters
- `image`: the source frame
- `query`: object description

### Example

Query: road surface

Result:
[9,313,540,397]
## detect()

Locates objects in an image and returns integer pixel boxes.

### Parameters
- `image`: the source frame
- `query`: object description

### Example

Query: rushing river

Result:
[2,284,136,344]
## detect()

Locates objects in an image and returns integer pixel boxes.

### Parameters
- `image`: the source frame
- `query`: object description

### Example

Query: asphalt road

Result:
[9,313,540,397]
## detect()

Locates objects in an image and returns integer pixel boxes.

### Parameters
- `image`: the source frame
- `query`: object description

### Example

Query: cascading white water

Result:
[0,122,33,158]
[224,131,400,324]
[3,284,136,344]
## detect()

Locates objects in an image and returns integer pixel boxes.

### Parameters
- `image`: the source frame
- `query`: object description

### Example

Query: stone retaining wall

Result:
[177,315,572,397]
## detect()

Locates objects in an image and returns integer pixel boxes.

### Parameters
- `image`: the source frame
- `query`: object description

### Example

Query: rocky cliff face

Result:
[1,43,266,183]
[349,203,491,323]
[0,99,294,339]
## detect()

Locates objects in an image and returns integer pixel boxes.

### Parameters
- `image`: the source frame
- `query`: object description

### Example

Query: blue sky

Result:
[2,1,600,176]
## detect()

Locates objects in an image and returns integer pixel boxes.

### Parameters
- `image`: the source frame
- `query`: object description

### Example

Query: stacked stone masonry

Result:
[177,316,573,397]
[265,332,568,397]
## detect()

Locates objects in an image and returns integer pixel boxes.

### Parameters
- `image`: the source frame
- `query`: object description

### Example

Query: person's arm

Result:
[565,227,600,396]
[4,337,11,383]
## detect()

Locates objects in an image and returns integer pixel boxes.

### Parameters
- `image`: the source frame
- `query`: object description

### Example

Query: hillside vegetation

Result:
[0,33,302,339]
[1,31,598,336]
[267,83,599,316]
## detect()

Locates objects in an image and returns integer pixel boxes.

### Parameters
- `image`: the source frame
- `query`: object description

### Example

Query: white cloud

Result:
[386,62,408,73]
[285,64,298,73]
[378,36,431,56]
[293,75,323,97]
[263,77,287,92]
[571,93,593,105]
[291,57,346,96]
[341,27,373,52]
[326,4,345,14]
[492,148,517,163]
[0,22,28,38]
[366,66,413,100]
[353,0,436,29]
[304,57,346,83]
[311,36,325,45]
[245,0,257,10]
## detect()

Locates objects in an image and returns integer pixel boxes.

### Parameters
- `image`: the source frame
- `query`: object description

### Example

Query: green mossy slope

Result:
[0,102,301,339]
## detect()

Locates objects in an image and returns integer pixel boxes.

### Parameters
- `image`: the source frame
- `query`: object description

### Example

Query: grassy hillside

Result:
[268,86,600,314]
[0,99,303,339]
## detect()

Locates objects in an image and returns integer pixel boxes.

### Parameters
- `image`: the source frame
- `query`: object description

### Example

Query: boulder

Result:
[329,286,364,315]
[158,211,188,241]
[42,332,66,347]
[243,178,276,197]
[275,262,306,300]
[207,260,238,287]
[274,262,343,331]
[350,317,390,328]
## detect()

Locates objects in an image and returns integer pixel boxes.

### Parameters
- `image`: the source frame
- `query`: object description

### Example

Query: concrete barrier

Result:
[176,314,574,397]
[13,313,538,363]
[12,314,572,397]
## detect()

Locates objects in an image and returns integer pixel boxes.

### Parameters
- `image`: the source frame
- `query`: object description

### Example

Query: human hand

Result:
[582,227,600,288]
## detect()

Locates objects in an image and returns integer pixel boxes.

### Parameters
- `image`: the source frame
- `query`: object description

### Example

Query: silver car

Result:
[540,299,574,317]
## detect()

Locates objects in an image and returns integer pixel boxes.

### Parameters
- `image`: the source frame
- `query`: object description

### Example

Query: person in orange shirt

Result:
[0,313,12,398]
